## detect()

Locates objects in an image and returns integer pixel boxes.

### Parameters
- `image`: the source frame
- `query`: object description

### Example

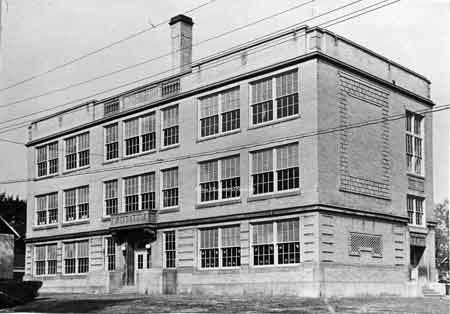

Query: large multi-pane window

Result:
[105,124,119,161]
[104,180,118,216]
[162,106,179,147]
[199,88,240,138]
[199,156,240,203]
[35,244,57,276]
[250,70,298,125]
[36,193,58,226]
[252,220,300,266]
[199,225,240,269]
[64,186,89,222]
[64,240,89,274]
[124,114,156,156]
[251,143,299,195]
[124,173,156,212]
[65,133,90,170]
[106,238,116,271]
[36,142,58,177]
[406,111,424,175]
[407,195,425,226]
[162,168,178,208]
[164,231,176,268]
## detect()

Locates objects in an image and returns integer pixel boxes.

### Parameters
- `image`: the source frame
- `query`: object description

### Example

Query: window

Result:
[251,143,299,195]
[124,173,155,212]
[199,88,240,138]
[124,114,156,156]
[106,238,116,271]
[250,70,298,125]
[36,142,58,177]
[406,111,424,175]
[64,240,89,274]
[65,133,89,170]
[36,193,58,226]
[252,220,300,266]
[162,168,178,208]
[137,254,144,269]
[407,195,425,226]
[199,225,240,269]
[105,124,119,161]
[104,100,119,116]
[164,231,176,268]
[35,244,57,275]
[64,186,89,222]
[104,180,118,216]
[162,106,179,147]
[199,156,240,203]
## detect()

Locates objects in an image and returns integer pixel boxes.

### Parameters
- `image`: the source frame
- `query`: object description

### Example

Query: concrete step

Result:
[115,285,137,294]
[422,287,444,297]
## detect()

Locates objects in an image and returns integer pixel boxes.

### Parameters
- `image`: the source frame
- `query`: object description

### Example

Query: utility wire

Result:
[0,0,317,109]
[0,0,217,93]
[0,103,447,185]
[0,0,382,132]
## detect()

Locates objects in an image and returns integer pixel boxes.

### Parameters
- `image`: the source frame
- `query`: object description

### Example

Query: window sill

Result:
[102,158,120,166]
[61,273,88,278]
[62,219,90,227]
[407,172,425,180]
[62,165,90,175]
[123,149,156,160]
[159,206,180,214]
[195,198,241,209]
[101,216,112,222]
[196,129,241,143]
[408,224,427,233]
[247,190,300,202]
[248,114,300,130]
[252,263,301,269]
[33,224,58,231]
[33,274,57,279]
[34,173,59,181]
[160,143,180,152]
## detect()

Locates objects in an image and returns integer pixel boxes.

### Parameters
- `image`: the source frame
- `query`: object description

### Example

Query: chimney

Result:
[169,14,194,74]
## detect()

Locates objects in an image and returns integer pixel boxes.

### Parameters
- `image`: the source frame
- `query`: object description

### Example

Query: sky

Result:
[0,0,448,203]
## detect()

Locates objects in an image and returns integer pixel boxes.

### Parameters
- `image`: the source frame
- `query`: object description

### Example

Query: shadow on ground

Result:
[4,297,139,313]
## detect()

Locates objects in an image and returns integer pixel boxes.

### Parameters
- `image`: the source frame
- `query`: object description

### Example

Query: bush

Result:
[0,279,42,308]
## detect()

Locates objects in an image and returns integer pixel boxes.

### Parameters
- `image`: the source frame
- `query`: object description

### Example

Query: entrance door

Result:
[125,243,135,286]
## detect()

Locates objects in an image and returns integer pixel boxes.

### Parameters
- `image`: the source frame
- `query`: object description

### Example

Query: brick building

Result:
[24,15,438,296]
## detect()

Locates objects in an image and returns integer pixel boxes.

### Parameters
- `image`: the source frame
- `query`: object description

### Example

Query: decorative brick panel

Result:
[392,226,406,266]
[408,176,425,193]
[320,214,335,262]
[338,72,391,200]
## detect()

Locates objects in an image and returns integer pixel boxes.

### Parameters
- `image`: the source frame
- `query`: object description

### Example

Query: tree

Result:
[435,199,449,278]
[0,193,26,236]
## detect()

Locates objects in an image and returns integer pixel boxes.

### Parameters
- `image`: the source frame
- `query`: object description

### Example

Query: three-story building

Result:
[24,15,437,296]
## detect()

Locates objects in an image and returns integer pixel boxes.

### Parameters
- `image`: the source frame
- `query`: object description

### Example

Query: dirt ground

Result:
[1,293,449,314]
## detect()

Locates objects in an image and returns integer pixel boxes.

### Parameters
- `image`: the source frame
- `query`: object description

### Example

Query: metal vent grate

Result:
[349,232,382,257]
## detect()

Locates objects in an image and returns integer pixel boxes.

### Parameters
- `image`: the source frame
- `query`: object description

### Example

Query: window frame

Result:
[62,239,90,275]
[35,192,58,227]
[63,185,89,223]
[105,237,116,271]
[405,110,424,177]
[249,143,300,197]
[123,112,157,158]
[163,230,176,269]
[103,179,119,217]
[160,167,179,209]
[250,219,301,267]
[104,123,119,162]
[198,87,241,140]
[198,155,241,204]
[198,225,241,270]
[34,243,57,276]
[35,141,59,178]
[249,70,299,128]
[122,172,156,213]
[161,105,180,149]
[407,194,426,227]
[63,132,90,172]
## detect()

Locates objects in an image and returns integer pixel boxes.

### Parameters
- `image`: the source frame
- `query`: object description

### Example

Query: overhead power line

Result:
[0,0,317,110]
[0,103,447,185]
[0,0,217,93]
[0,0,388,134]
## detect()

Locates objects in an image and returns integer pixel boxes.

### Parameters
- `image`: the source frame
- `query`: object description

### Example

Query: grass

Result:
[1,293,448,313]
